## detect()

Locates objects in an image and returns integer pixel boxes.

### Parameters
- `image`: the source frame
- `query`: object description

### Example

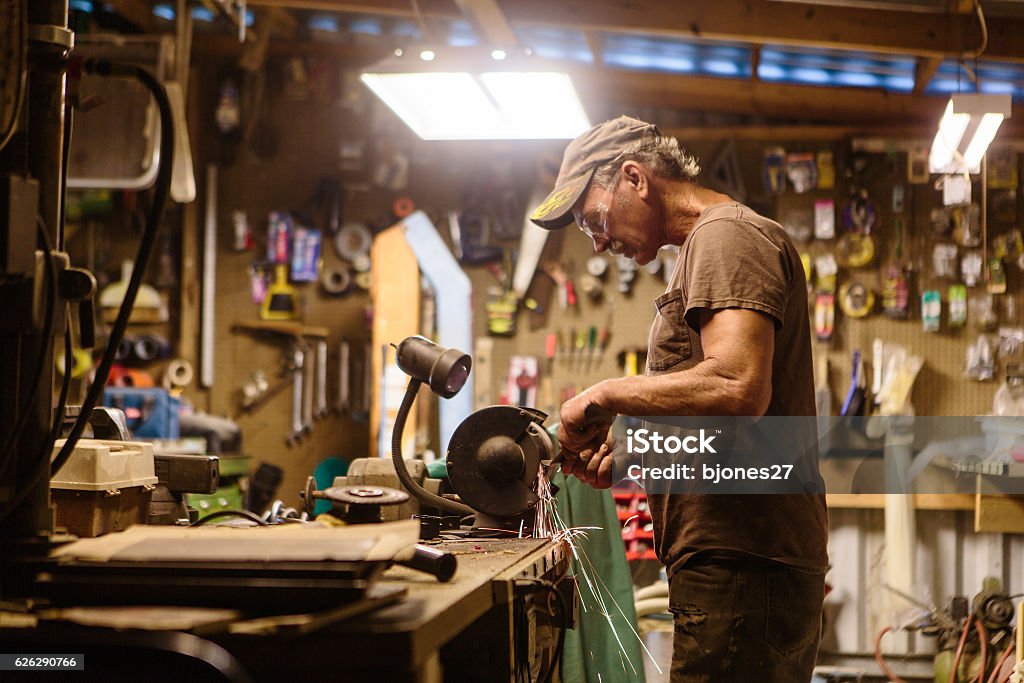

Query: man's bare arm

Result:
[558,308,774,454]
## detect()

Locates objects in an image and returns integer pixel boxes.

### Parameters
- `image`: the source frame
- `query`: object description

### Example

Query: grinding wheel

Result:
[445,406,553,519]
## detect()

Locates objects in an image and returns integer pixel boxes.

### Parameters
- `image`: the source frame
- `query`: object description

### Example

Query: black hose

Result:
[50,60,174,478]
[392,379,474,517]
[191,509,269,527]
[536,579,568,683]
[0,216,59,486]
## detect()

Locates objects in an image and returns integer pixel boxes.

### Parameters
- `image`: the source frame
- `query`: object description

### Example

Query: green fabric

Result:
[426,459,449,479]
[553,470,646,683]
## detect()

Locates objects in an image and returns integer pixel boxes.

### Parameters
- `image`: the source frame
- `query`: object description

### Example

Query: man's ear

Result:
[621,160,648,199]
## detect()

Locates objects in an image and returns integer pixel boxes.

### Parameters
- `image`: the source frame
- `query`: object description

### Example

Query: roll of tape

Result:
[320,265,352,295]
[393,196,415,218]
[115,336,134,362]
[334,222,372,262]
[351,254,371,273]
[354,271,372,290]
[164,358,194,389]
[134,334,170,362]
[838,282,875,318]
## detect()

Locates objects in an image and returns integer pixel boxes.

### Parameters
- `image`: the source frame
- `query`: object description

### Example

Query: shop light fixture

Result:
[929,93,1012,174]
[360,46,590,140]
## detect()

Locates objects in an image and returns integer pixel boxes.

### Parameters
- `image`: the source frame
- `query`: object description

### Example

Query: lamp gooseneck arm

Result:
[392,378,475,517]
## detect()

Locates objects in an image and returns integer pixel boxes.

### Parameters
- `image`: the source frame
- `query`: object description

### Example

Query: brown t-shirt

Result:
[645,202,829,576]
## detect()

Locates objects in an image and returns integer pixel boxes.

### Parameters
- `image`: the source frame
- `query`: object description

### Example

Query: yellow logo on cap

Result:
[530,184,578,220]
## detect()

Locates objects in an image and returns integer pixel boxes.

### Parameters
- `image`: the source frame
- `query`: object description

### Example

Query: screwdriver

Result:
[586,325,598,370]
[574,329,587,370]
[545,332,557,375]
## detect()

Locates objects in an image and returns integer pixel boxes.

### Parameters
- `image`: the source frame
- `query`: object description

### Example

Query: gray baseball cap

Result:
[529,116,660,230]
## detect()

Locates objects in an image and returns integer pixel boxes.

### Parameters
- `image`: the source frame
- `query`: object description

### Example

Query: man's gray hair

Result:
[591,135,700,190]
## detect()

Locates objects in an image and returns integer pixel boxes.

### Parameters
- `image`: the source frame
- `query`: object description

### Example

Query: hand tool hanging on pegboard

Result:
[315,339,328,419]
[286,343,305,446]
[335,337,350,416]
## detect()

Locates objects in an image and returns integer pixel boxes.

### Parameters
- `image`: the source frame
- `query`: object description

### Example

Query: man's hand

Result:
[561,439,616,489]
[557,382,616,455]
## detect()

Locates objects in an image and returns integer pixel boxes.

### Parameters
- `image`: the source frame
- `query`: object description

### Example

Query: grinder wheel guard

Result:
[446,406,553,518]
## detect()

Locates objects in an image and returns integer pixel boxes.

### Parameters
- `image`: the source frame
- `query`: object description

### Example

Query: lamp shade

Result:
[360,46,591,140]
[929,94,1012,174]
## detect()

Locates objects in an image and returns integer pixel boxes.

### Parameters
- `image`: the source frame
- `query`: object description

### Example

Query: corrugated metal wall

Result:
[825,507,1024,656]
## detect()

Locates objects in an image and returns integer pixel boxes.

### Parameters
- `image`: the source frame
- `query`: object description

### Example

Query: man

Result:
[530,116,828,682]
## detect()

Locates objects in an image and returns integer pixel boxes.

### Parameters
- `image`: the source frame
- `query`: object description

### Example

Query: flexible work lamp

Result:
[929,94,1012,174]
[360,46,590,140]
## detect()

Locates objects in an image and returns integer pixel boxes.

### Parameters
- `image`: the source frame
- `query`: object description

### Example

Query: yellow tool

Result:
[260,264,298,320]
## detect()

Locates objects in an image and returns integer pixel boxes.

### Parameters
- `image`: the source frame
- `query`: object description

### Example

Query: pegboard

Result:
[468,138,1024,419]
[466,225,673,416]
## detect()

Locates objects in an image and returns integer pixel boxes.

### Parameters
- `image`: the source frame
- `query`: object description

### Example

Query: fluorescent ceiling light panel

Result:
[962,113,1004,169]
[361,48,590,140]
[929,94,1012,174]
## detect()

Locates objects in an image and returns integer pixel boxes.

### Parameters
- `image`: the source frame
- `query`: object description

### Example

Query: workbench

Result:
[1,537,571,683]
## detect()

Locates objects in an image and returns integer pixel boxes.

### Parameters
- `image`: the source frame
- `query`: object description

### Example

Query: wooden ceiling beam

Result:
[913,56,943,95]
[245,0,1024,62]
[453,0,517,46]
[103,0,155,31]
[577,68,1024,132]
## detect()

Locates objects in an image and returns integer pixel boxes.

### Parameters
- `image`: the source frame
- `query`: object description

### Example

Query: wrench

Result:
[335,338,350,414]
[302,344,314,434]
[315,339,329,419]
[286,345,304,445]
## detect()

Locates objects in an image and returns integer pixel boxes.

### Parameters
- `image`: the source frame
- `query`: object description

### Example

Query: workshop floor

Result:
[639,616,673,682]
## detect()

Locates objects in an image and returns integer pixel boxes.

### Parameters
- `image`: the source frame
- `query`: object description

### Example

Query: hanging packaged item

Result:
[506,356,539,407]
[816,150,835,189]
[779,205,812,243]
[932,243,958,279]
[921,290,941,332]
[961,250,983,287]
[814,254,838,293]
[815,293,835,341]
[948,285,968,328]
[987,147,1019,190]
[813,200,835,240]
[969,293,998,331]
[992,229,1024,263]
[485,287,518,336]
[875,345,924,415]
[907,148,929,184]
[965,335,995,382]
[267,211,292,264]
[953,204,981,247]
[881,264,910,319]
[291,226,322,283]
[988,258,1007,294]
[1002,294,1021,327]
[762,147,786,195]
[842,188,877,234]
[891,184,905,213]
[232,210,253,251]
[993,364,1024,416]
[998,326,1024,361]
[930,207,953,237]
[785,153,818,193]
[249,263,269,304]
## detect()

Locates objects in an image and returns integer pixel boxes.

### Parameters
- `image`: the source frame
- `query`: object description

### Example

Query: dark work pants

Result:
[669,555,825,683]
